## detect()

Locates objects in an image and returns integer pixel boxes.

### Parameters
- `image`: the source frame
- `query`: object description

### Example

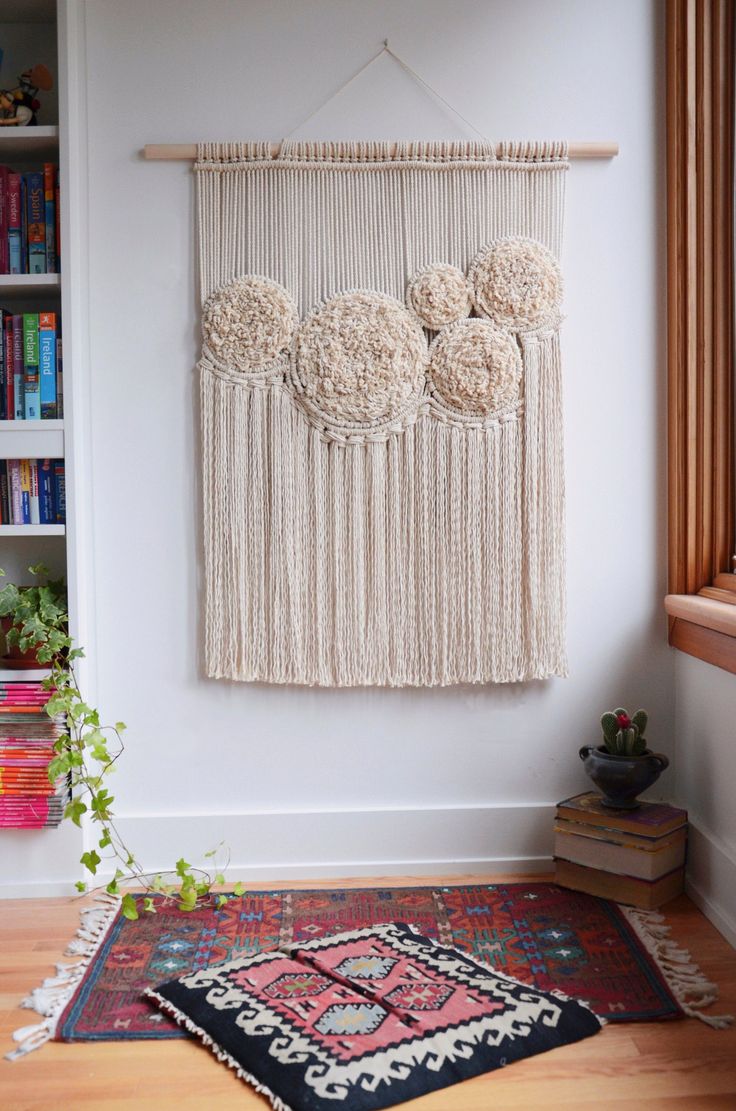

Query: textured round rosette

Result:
[469,237,562,332]
[291,291,427,432]
[406,263,473,330]
[202,275,298,373]
[428,319,522,418]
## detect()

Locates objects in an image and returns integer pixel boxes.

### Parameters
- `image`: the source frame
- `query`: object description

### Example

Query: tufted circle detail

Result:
[202,276,298,372]
[406,263,473,330]
[428,319,522,417]
[291,291,427,427]
[469,237,562,332]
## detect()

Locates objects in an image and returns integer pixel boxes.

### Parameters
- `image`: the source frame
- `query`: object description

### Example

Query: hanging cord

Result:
[284,40,491,143]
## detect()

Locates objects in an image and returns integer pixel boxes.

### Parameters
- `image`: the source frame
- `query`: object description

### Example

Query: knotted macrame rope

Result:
[196,141,568,686]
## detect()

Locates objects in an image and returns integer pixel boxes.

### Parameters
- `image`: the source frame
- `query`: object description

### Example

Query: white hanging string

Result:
[284,40,491,142]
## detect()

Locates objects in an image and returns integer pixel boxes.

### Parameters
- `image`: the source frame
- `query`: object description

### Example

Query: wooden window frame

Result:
[666,0,736,674]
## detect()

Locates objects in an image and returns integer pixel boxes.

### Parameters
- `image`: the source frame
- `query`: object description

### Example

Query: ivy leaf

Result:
[175,858,191,878]
[233,881,245,897]
[121,894,138,920]
[80,850,101,875]
[75,880,87,893]
[64,798,87,827]
[216,895,227,908]
[142,897,156,914]
[106,878,120,896]
[214,873,225,886]
[178,885,198,912]
[98,829,112,849]
[115,721,126,733]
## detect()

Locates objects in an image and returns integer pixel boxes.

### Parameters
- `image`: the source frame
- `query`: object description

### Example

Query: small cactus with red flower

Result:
[600,707,648,756]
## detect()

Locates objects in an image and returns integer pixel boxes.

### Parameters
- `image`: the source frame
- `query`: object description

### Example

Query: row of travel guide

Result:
[0,164,60,274]
[0,459,65,525]
[0,310,62,420]
[0,681,68,829]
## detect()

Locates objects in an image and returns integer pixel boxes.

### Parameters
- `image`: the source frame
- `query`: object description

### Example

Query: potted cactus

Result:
[579,707,669,809]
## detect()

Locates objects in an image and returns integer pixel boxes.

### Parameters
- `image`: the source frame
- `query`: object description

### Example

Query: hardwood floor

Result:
[2,874,735,1110]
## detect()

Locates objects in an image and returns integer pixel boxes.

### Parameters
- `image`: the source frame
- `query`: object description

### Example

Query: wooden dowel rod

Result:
[142,141,619,161]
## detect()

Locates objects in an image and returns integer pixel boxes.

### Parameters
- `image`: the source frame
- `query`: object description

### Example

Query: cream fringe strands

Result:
[197,140,569,686]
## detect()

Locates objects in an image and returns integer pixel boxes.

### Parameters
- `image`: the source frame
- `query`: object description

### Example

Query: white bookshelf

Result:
[0,418,63,457]
[0,523,64,535]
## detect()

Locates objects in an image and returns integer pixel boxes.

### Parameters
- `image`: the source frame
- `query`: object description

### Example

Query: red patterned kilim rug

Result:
[10,881,730,1057]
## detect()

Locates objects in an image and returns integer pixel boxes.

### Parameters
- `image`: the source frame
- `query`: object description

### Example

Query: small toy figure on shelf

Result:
[0,64,53,126]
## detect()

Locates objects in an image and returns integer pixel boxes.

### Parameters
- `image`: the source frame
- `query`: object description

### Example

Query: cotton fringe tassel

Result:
[622,905,734,1028]
[201,329,565,686]
[144,989,293,1111]
[7,892,121,1060]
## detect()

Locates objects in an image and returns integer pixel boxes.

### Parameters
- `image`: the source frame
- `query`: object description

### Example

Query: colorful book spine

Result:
[55,168,60,271]
[19,459,31,523]
[56,332,63,417]
[12,314,23,419]
[38,458,55,523]
[53,460,65,523]
[0,165,8,274]
[28,461,39,524]
[8,459,21,523]
[25,173,45,275]
[23,313,40,420]
[0,312,4,420]
[43,163,56,273]
[0,461,8,522]
[38,312,56,418]
[20,176,27,274]
[4,315,13,418]
[7,173,22,274]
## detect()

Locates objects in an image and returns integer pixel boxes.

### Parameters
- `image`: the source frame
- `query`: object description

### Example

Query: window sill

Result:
[665,593,736,675]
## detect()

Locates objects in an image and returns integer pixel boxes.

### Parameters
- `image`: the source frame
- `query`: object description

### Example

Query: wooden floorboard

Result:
[1,873,735,1110]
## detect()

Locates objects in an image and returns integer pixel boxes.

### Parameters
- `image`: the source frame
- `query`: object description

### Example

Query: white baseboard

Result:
[0,802,556,897]
[685,820,736,950]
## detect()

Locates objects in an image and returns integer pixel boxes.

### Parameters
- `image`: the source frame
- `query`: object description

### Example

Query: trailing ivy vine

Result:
[1,566,240,919]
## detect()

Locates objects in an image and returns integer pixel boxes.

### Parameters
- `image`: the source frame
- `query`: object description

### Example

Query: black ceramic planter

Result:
[578,744,669,809]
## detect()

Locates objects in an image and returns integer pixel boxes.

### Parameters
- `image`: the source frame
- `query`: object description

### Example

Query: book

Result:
[554,816,686,848]
[43,163,56,273]
[38,458,55,523]
[0,164,8,274]
[23,313,40,420]
[19,459,31,523]
[39,312,56,417]
[0,312,4,419]
[55,168,60,271]
[554,858,684,909]
[28,461,39,525]
[12,314,23,418]
[25,172,46,275]
[555,792,687,838]
[4,314,13,418]
[553,825,687,881]
[53,459,65,523]
[56,331,63,417]
[7,459,21,523]
[0,461,8,523]
[20,175,27,274]
[7,173,22,274]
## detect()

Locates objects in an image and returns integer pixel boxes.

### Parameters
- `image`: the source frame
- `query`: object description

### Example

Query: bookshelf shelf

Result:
[0,523,64,536]
[0,667,52,682]
[0,274,61,299]
[0,418,64,457]
[0,126,59,161]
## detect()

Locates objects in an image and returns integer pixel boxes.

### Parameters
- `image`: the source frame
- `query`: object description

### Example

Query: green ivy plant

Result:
[0,566,240,920]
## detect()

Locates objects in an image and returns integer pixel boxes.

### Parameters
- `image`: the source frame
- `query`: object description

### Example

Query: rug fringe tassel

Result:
[6,892,122,1060]
[145,989,293,1111]
[622,906,734,1028]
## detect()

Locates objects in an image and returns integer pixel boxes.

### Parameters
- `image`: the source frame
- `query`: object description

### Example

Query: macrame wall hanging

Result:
[197,137,568,687]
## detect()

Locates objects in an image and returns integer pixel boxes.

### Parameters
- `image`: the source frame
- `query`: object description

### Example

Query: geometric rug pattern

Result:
[56,882,683,1041]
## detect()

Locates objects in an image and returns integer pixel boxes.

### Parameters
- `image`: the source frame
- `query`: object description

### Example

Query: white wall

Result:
[4,0,672,891]
[675,655,736,946]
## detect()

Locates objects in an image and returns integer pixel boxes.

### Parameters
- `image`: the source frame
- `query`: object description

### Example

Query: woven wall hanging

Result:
[197,140,568,686]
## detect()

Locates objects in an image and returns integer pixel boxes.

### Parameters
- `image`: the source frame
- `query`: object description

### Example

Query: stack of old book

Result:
[554,791,687,909]
[0,679,68,828]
